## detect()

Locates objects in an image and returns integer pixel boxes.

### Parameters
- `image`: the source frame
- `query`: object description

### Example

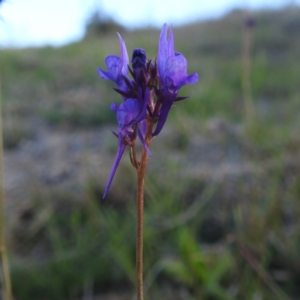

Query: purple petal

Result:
[116,99,140,127]
[158,24,175,81]
[97,68,111,81]
[164,54,199,88]
[98,55,121,82]
[152,102,173,136]
[168,25,175,57]
[164,53,188,87]
[103,141,126,199]
[135,87,149,123]
[140,119,147,136]
[185,73,199,85]
[138,127,152,156]
[175,72,199,88]
[110,102,118,111]
[117,32,129,76]
[158,23,168,80]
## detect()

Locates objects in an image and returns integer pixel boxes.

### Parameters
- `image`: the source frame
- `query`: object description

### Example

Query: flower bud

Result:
[132,48,147,70]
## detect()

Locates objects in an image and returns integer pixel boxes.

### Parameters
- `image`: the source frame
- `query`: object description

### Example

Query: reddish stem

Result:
[136,116,153,300]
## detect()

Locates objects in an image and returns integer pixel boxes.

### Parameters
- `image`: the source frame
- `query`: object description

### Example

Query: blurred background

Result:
[1,0,300,299]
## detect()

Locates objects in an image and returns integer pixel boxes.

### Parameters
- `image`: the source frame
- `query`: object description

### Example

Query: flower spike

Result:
[98,23,198,197]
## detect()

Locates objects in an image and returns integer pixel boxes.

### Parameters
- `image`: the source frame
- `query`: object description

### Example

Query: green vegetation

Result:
[1,6,300,300]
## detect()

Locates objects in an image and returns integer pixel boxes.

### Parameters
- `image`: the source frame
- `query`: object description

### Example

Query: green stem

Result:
[242,13,255,125]
[0,76,13,300]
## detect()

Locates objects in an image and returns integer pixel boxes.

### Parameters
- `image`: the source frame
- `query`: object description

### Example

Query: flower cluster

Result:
[98,24,198,198]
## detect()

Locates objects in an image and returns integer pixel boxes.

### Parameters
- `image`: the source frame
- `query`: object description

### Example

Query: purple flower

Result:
[98,33,129,92]
[153,24,198,136]
[103,88,151,198]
